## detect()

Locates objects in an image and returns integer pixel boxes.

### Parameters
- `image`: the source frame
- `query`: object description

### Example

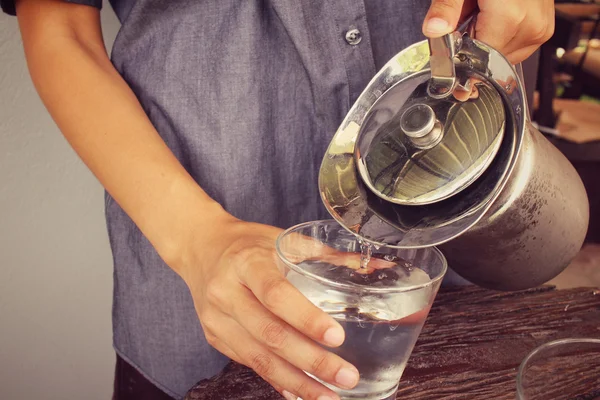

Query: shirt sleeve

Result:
[1,0,102,16]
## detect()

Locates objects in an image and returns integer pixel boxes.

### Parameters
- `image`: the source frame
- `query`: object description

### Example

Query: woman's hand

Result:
[422,0,555,64]
[179,217,360,400]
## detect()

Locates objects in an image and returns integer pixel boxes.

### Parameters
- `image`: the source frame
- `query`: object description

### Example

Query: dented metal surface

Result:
[439,123,589,290]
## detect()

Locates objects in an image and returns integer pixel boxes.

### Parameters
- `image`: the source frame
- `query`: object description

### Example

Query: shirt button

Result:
[345,28,362,45]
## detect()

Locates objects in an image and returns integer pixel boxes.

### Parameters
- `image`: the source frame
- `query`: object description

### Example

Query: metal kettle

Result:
[318,22,589,291]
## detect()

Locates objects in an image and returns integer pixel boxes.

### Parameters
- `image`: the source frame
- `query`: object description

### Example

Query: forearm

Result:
[16,2,230,272]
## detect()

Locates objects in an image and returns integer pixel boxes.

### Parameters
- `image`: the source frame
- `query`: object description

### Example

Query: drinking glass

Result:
[516,338,600,400]
[275,220,447,400]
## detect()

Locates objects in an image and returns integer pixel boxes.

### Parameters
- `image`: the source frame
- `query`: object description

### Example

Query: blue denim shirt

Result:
[3,0,442,397]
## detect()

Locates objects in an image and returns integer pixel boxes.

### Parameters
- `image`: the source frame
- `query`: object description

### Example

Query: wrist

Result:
[162,199,237,279]
[137,173,237,277]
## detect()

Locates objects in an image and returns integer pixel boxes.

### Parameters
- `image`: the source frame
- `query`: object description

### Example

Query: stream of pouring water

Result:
[359,240,373,270]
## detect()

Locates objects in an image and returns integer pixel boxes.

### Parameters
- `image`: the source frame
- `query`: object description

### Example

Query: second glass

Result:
[517,338,600,400]
[276,220,447,400]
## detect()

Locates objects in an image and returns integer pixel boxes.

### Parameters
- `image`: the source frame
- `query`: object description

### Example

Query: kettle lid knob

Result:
[400,104,436,138]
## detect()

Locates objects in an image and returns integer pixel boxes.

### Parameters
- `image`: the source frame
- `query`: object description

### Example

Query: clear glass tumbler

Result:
[275,220,447,400]
[516,338,600,400]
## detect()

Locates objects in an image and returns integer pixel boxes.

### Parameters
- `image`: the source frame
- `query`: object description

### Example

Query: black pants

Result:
[113,355,174,400]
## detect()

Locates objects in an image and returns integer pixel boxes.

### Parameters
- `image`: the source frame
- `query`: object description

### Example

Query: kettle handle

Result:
[428,6,530,108]
[456,8,530,117]
[427,8,479,99]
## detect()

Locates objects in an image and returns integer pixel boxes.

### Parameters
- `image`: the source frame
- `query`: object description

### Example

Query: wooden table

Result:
[185,286,600,399]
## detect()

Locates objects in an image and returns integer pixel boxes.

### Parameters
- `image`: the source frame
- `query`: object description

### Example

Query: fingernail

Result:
[335,367,359,389]
[282,390,296,400]
[425,17,451,35]
[323,326,345,347]
[317,396,336,400]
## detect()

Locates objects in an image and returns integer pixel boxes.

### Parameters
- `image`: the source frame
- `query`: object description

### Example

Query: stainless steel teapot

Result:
[318,20,589,291]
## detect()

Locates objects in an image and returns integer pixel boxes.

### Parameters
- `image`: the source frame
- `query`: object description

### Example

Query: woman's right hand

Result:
[178,215,360,400]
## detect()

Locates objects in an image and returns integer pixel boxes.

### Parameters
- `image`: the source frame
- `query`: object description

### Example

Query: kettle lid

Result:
[356,64,506,205]
[319,32,527,248]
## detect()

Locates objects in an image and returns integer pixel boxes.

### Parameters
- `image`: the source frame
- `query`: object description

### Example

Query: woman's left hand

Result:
[422,0,555,64]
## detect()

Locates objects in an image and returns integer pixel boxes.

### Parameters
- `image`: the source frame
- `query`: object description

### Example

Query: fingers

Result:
[319,252,395,272]
[505,44,544,65]
[452,82,480,102]
[423,0,466,37]
[202,327,243,363]
[423,0,554,65]
[231,287,360,389]
[207,313,341,400]
[475,0,523,52]
[279,232,342,265]
[238,256,346,348]
[476,0,554,64]
[502,10,554,64]
[204,322,298,399]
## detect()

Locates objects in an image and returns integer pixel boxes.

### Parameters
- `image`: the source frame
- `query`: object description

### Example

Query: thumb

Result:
[423,0,466,38]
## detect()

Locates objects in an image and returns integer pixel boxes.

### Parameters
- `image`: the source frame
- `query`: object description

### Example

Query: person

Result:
[2,0,554,399]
